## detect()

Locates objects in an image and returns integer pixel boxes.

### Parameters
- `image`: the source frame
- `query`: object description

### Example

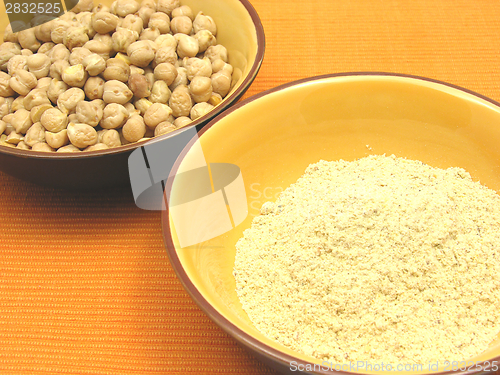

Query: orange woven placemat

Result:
[2,0,500,374]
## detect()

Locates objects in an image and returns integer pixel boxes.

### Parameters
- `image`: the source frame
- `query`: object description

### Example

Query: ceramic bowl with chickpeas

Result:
[0,0,264,189]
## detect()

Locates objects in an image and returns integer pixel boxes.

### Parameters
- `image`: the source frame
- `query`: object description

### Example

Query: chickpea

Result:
[134,98,152,115]
[84,76,105,100]
[11,96,25,112]
[71,0,94,13]
[114,52,131,66]
[10,70,37,96]
[92,11,119,34]
[76,100,104,127]
[141,0,156,10]
[3,24,19,43]
[173,116,191,128]
[154,120,176,136]
[193,12,217,36]
[185,57,212,80]
[47,79,69,104]
[189,76,212,103]
[211,70,232,97]
[31,142,54,152]
[37,42,55,55]
[153,62,177,86]
[137,6,156,25]
[143,102,172,129]
[83,40,112,61]
[100,103,129,129]
[24,121,46,146]
[34,21,54,43]
[148,12,171,34]
[112,27,139,53]
[35,76,52,91]
[2,114,14,130]
[93,3,111,13]
[195,30,216,53]
[139,27,160,42]
[49,60,70,81]
[62,64,88,88]
[7,55,28,76]
[124,102,139,116]
[68,114,79,123]
[0,42,22,71]
[17,29,41,52]
[176,35,199,59]
[0,120,6,135]
[212,59,234,75]
[102,58,130,82]
[169,66,188,91]
[172,5,194,20]
[93,33,114,49]
[16,141,30,149]
[121,14,144,35]
[93,98,106,110]
[45,129,69,149]
[67,123,98,148]
[30,103,53,123]
[157,0,180,16]
[205,45,228,63]
[190,102,214,120]
[0,72,15,97]
[85,143,109,151]
[128,74,151,98]
[149,80,171,103]
[130,65,145,76]
[21,49,34,56]
[11,108,33,134]
[154,45,177,66]
[155,34,177,49]
[49,44,70,64]
[82,54,106,76]
[63,27,90,51]
[5,132,24,145]
[99,128,122,148]
[144,69,155,88]
[171,16,192,35]
[23,88,50,110]
[115,0,140,17]
[122,114,146,142]
[78,13,96,39]
[27,53,51,79]
[57,144,80,152]
[0,98,11,119]
[102,80,133,104]
[40,107,68,132]
[51,20,72,44]
[127,41,155,68]
[3,119,15,136]
[59,11,77,22]
[57,87,85,114]
[69,47,93,66]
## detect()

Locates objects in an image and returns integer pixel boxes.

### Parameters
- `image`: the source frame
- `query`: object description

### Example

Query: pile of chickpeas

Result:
[0,0,234,152]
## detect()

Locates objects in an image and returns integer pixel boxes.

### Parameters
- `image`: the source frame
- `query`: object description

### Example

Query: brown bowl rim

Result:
[162,72,500,375]
[0,0,265,160]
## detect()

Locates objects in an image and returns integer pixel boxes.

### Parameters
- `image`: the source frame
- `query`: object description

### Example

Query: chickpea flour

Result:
[234,155,500,364]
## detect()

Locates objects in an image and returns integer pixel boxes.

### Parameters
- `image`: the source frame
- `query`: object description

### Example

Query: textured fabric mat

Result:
[2,0,500,373]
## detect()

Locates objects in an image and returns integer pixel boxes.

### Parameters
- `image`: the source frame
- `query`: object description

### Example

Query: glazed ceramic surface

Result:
[0,0,265,189]
[163,73,500,375]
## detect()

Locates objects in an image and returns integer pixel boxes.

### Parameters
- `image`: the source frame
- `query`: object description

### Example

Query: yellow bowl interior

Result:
[168,74,500,374]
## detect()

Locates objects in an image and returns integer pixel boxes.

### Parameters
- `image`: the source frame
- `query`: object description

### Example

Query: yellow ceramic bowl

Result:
[0,0,264,189]
[162,73,500,375]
